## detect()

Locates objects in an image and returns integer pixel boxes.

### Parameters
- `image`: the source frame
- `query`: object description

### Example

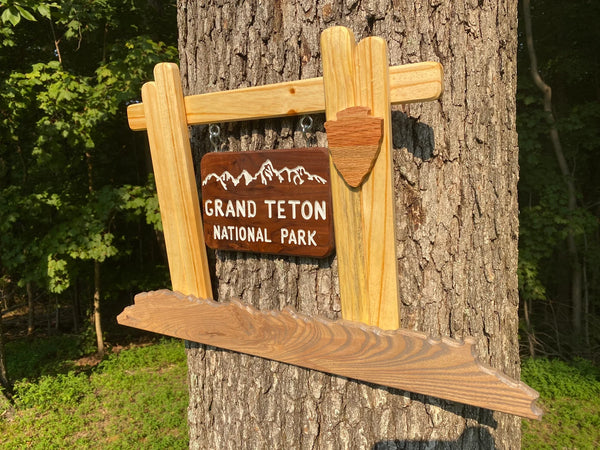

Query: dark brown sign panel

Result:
[200,148,334,257]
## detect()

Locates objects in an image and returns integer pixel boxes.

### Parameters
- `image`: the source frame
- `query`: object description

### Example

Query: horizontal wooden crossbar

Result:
[127,61,443,130]
[117,290,542,420]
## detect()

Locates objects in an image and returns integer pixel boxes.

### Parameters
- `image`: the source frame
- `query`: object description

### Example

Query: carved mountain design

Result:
[202,159,327,191]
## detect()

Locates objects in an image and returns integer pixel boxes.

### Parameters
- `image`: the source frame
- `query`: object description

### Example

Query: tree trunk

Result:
[72,278,80,333]
[26,281,34,335]
[0,309,13,403]
[179,1,521,448]
[93,261,104,356]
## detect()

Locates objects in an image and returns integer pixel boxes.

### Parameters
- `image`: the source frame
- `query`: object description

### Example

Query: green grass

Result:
[0,338,188,449]
[522,357,600,449]
[5,333,84,380]
[2,334,599,448]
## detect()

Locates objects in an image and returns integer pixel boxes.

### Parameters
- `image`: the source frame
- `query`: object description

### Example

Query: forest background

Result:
[0,0,598,400]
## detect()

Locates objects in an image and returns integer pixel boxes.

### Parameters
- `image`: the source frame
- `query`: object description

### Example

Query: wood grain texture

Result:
[354,36,401,333]
[321,27,370,326]
[324,106,383,187]
[127,62,443,131]
[141,63,212,299]
[117,289,542,420]
[321,27,400,330]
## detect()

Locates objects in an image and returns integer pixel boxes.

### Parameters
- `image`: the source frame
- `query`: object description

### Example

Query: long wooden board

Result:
[117,290,542,420]
[127,61,443,130]
[321,27,400,330]
[141,64,213,299]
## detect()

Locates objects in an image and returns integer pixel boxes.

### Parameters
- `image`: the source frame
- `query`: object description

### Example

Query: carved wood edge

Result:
[117,290,542,420]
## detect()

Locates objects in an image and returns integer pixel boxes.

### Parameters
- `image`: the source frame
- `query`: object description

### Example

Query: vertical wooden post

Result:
[141,63,213,299]
[321,27,400,330]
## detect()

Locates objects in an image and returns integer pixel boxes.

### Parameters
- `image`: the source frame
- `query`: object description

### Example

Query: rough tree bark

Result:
[26,281,34,335]
[178,1,521,448]
[93,261,104,356]
[0,310,13,403]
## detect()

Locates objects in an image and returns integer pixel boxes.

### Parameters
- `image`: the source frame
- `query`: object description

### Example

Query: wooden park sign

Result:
[201,148,334,257]
[117,27,542,420]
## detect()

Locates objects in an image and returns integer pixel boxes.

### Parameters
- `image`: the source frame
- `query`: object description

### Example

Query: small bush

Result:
[6,334,83,380]
[522,357,600,449]
[13,371,93,410]
[521,357,600,400]
[98,337,185,373]
[1,338,188,449]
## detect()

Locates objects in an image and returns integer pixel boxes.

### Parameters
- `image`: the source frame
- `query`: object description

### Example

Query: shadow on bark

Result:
[185,342,499,429]
[374,426,495,449]
[391,111,435,162]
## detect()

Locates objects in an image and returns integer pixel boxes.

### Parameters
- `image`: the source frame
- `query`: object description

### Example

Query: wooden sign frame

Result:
[117,26,541,420]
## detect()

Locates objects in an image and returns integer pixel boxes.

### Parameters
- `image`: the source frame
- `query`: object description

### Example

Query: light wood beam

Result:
[141,64,212,299]
[127,62,443,131]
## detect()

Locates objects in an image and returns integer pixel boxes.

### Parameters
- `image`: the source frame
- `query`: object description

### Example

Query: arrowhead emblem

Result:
[324,106,384,188]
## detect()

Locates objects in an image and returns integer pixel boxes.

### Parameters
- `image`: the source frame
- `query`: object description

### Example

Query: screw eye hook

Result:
[300,115,313,145]
[209,124,221,152]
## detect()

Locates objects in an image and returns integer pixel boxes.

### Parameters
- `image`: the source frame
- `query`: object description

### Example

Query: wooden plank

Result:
[117,289,542,420]
[200,148,335,257]
[321,26,370,326]
[355,36,401,330]
[321,27,400,330]
[389,61,444,104]
[141,63,212,299]
[127,62,443,131]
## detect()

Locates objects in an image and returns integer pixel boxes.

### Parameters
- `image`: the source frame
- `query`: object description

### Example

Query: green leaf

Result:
[14,5,36,22]
[1,7,21,26]
[46,60,60,70]
[47,255,70,293]
[37,4,52,19]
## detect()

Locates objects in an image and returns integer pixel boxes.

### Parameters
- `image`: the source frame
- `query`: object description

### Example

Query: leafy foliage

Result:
[5,334,83,380]
[517,0,600,357]
[522,358,600,449]
[14,371,93,410]
[522,357,600,400]
[1,339,188,449]
[0,2,175,312]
